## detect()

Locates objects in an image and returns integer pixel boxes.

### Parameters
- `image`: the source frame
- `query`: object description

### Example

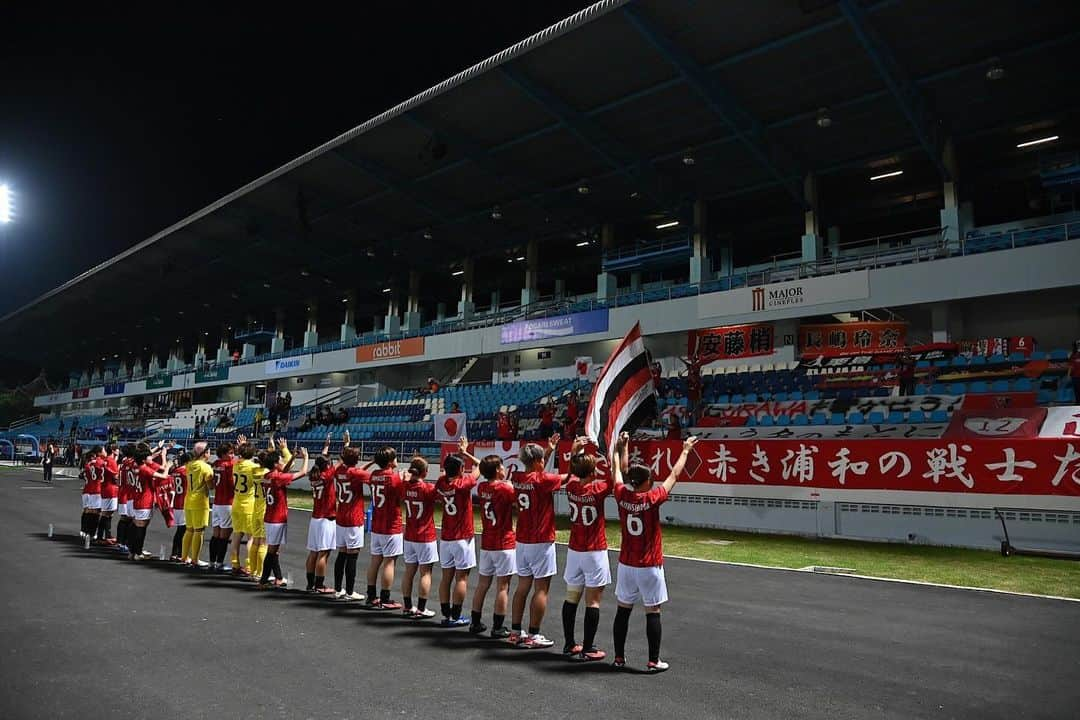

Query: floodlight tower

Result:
[0,184,12,224]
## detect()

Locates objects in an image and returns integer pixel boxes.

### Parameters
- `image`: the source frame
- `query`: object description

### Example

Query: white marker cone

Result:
[48,523,54,538]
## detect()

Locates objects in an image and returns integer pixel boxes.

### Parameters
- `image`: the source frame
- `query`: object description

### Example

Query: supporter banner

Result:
[689,323,774,363]
[575,357,592,377]
[799,321,907,355]
[800,342,958,365]
[72,387,90,399]
[960,336,1037,357]
[675,423,949,440]
[433,413,467,442]
[264,356,312,375]
[500,309,608,345]
[944,408,1047,439]
[440,441,547,475]
[699,395,964,424]
[554,438,1080,496]
[961,392,1037,409]
[194,366,229,384]
[145,374,172,390]
[103,382,126,396]
[1040,407,1080,439]
[356,337,425,364]
[700,270,869,319]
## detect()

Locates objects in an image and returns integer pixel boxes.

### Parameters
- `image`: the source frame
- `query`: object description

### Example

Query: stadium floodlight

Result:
[515,255,525,261]
[382,287,391,293]
[451,270,464,277]
[655,220,679,229]
[1016,135,1058,148]
[0,184,12,224]
[576,240,589,247]
[870,170,903,181]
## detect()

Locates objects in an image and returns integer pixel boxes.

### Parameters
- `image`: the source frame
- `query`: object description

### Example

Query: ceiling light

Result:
[1016,135,1059,148]
[451,269,464,277]
[262,282,270,288]
[341,297,349,303]
[630,191,640,199]
[382,287,391,293]
[491,205,502,221]
[985,59,1005,81]
[506,258,514,264]
[681,153,695,166]
[423,229,433,240]
[515,256,525,262]
[655,220,680,229]
[577,182,590,195]
[870,170,903,181]
[300,270,310,277]
[816,107,832,129]
[576,241,589,247]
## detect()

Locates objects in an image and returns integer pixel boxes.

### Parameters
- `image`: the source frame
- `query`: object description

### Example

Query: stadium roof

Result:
[4,0,1078,374]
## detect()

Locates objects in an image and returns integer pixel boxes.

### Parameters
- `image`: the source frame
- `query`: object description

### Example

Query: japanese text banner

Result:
[689,323,774,363]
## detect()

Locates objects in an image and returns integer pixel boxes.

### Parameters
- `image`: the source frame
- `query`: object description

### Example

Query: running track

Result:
[1,467,1077,720]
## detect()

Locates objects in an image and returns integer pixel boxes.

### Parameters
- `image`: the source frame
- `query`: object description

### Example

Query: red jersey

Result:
[476,480,516,551]
[262,470,298,524]
[82,458,102,495]
[497,416,512,441]
[120,457,137,503]
[511,470,563,544]
[614,484,669,568]
[1070,353,1080,379]
[565,477,611,552]
[435,474,477,541]
[135,462,162,510]
[403,480,438,543]
[540,407,554,426]
[311,466,338,520]
[368,469,404,535]
[101,456,120,499]
[170,466,187,510]
[212,457,235,506]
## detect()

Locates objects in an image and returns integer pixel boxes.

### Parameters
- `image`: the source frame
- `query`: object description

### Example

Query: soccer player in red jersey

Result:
[257,446,309,589]
[97,443,120,544]
[169,453,190,562]
[611,432,697,673]
[509,434,585,649]
[401,457,438,619]
[365,446,405,610]
[561,445,611,661]
[210,442,236,571]
[436,437,481,627]
[470,454,517,638]
[131,442,172,561]
[306,437,338,594]
[116,444,137,553]
[80,446,103,540]
[331,441,369,601]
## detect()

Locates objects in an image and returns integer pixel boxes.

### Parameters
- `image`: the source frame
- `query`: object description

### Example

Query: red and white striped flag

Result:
[584,322,657,453]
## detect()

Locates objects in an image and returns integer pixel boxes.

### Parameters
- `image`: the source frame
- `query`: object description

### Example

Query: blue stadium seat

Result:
[867,411,885,424]
[830,412,846,425]
[887,411,905,424]
[811,413,828,426]
[990,380,1010,393]
[908,410,926,423]
[847,411,865,425]
[969,381,988,393]
[930,410,949,423]
[793,414,809,426]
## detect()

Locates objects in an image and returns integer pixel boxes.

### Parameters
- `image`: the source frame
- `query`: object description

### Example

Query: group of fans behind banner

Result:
[75,429,698,672]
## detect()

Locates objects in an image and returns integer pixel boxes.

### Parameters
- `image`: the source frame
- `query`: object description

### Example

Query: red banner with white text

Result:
[689,324,774,363]
[799,321,908,355]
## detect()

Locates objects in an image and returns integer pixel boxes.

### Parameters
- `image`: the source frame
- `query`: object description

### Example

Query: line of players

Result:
[76,430,698,672]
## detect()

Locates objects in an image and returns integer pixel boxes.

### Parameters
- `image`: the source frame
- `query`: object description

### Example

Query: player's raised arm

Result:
[662,437,698,493]
[457,436,480,470]
[543,432,561,464]
[290,447,311,479]
[611,433,627,489]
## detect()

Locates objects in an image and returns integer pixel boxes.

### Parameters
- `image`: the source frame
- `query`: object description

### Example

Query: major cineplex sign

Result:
[699,270,870,319]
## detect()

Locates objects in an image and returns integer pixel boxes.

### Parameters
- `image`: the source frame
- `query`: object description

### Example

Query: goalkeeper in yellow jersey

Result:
[182,442,214,568]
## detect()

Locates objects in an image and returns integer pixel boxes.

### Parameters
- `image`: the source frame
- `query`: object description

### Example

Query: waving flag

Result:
[584,322,657,453]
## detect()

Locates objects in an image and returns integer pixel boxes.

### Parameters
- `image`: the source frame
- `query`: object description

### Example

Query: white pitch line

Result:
[20,486,55,490]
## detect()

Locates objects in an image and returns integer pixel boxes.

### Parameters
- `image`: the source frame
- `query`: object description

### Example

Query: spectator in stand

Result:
[450,402,460,414]
[898,350,916,397]
[336,408,348,425]
[254,408,264,436]
[666,412,681,441]
[496,411,513,441]
[509,411,520,440]
[1070,342,1080,403]
[232,350,240,366]
[428,377,440,394]
[564,393,580,437]
[538,402,555,439]
[301,413,315,432]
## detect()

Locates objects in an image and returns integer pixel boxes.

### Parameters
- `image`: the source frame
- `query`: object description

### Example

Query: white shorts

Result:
[118,501,130,518]
[81,494,101,510]
[478,548,517,578]
[335,524,364,550]
[403,540,438,565]
[124,500,135,516]
[439,538,476,570]
[99,498,118,513]
[212,505,233,529]
[266,522,287,546]
[370,532,403,558]
[174,510,186,526]
[615,563,668,607]
[307,518,337,552]
[564,549,612,588]
[515,542,557,578]
[132,509,153,522]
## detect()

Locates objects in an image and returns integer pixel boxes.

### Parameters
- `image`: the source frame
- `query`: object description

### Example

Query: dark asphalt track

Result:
[1,467,1078,720]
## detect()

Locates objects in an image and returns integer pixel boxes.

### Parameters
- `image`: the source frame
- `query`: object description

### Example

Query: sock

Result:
[260,553,273,583]
[451,603,462,620]
[181,527,193,560]
[230,551,239,567]
[334,554,346,592]
[528,626,539,636]
[367,584,377,601]
[583,607,600,650]
[306,572,316,591]
[273,555,284,581]
[116,518,127,545]
[344,555,358,595]
[80,514,89,536]
[97,515,112,540]
[471,610,482,626]
[441,602,451,618]
[314,575,325,589]
[132,526,147,556]
[404,596,413,610]
[493,613,504,630]
[380,589,391,604]
[562,601,579,646]
[511,622,522,632]
[190,530,204,564]
[255,544,267,577]
[613,606,632,659]
[417,597,427,612]
[213,538,225,564]
[645,613,662,663]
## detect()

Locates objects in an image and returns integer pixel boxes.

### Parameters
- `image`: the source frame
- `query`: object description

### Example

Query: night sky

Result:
[0,3,592,331]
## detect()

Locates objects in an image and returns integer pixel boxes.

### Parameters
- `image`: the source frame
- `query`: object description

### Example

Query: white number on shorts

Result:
[335,481,352,504]
[444,496,458,516]
[626,514,644,536]
[568,501,598,527]
[405,500,423,518]
[372,485,385,508]
[517,493,530,510]
[483,501,495,524]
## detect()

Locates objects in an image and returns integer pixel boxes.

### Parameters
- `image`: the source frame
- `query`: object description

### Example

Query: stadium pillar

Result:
[630,272,642,292]
[939,139,971,249]
[554,278,565,299]
[340,297,357,343]
[404,271,422,332]
[81,369,91,387]
[241,343,255,361]
[130,358,144,379]
[216,329,230,365]
[457,258,475,321]
[194,340,206,369]
[384,296,401,335]
[930,303,953,344]
[801,174,823,262]
[304,302,319,349]
[520,238,539,306]
[118,360,129,380]
[689,199,712,284]
[827,226,840,258]
[272,309,286,353]
[489,290,501,314]
[148,355,161,375]
[436,302,447,322]
[596,222,617,301]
